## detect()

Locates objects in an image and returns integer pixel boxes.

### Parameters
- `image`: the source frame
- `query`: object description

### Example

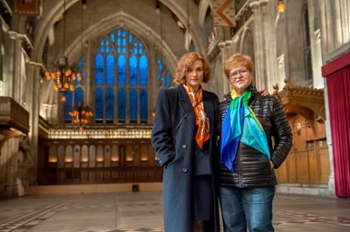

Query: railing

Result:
[0,97,30,133]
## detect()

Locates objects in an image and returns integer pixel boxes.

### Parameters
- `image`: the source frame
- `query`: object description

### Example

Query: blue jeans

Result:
[219,186,275,232]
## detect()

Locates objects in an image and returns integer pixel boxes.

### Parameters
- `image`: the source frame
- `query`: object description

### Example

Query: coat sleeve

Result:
[151,89,176,166]
[270,97,293,168]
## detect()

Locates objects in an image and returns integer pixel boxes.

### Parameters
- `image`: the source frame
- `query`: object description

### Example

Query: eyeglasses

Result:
[229,69,249,79]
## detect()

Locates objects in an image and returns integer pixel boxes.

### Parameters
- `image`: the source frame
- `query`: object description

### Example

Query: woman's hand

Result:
[261,90,270,96]
[270,161,275,170]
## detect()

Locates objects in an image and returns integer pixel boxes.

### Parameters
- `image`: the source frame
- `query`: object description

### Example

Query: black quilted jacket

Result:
[217,88,293,188]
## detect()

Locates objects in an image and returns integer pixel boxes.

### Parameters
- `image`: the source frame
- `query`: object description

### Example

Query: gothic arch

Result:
[240,27,255,64]
[32,0,206,64]
[40,11,178,109]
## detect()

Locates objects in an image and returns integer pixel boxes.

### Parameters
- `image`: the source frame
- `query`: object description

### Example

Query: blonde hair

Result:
[174,52,211,84]
[224,53,254,79]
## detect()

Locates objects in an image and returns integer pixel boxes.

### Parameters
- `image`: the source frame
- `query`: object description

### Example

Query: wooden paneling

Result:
[38,138,162,185]
[276,114,330,185]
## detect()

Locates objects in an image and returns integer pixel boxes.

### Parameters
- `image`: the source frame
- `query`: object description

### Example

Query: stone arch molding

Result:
[40,11,178,108]
[198,0,212,27]
[33,0,206,63]
[239,27,254,56]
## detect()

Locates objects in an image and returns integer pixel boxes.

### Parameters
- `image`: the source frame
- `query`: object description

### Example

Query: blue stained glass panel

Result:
[122,39,126,46]
[162,75,166,87]
[95,54,104,85]
[106,88,114,120]
[117,30,121,36]
[100,40,104,52]
[110,33,115,42]
[118,89,126,120]
[134,48,138,54]
[122,30,126,36]
[168,75,172,87]
[118,55,126,86]
[106,54,114,85]
[118,48,121,53]
[75,87,84,106]
[139,48,142,54]
[140,56,148,86]
[123,48,126,54]
[130,89,138,120]
[129,55,137,86]
[117,38,121,46]
[140,89,148,120]
[95,88,104,120]
[64,91,73,120]
[158,59,163,71]
[129,34,133,43]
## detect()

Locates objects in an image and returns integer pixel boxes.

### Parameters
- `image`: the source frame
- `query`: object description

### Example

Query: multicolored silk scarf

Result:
[182,84,210,149]
[220,89,270,171]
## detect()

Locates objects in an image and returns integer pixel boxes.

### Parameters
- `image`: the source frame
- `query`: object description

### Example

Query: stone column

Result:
[325,0,335,52]
[218,41,231,95]
[249,0,267,91]
[26,61,42,185]
[48,104,55,124]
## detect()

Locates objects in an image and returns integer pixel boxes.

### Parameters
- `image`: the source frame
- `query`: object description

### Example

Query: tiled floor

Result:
[0,190,350,232]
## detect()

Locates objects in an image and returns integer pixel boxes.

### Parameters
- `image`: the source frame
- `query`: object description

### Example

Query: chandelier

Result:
[44,0,82,101]
[69,102,93,131]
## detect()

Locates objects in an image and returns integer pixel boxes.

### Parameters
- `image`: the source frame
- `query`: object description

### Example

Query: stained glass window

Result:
[129,55,137,86]
[106,88,114,121]
[140,89,148,121]
[75,87,84,106]
[118,55,126,86]
[95,54,104,85]
[157,58,172,88]
[95,88,104,121]
[92,29,169,124]
[118,89,126,120]
[130,89,137,121]
[168,75,172,88]
[106,54,114,85]
[140,55,148,86]
[64,91,73,120]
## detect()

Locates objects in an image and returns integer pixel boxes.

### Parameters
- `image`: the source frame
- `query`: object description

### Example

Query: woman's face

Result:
[228,65,253,95]
[185,59,204,91]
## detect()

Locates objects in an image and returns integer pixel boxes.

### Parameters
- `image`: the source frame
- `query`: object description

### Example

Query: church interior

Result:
[0,0,350,210]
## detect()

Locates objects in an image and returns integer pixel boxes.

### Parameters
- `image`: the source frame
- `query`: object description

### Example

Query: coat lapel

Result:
[177,85,196,130]
[202,91,214,133]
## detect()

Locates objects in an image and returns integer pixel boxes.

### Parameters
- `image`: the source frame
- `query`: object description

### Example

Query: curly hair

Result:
[174,52,211,84]
[224,53,254,79]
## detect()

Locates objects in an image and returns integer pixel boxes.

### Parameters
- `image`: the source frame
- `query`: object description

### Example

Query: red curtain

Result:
[324,60,350,197]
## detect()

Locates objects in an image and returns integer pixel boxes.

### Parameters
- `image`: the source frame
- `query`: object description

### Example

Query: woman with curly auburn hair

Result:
[151,52,220,232]
[174,52,212,84]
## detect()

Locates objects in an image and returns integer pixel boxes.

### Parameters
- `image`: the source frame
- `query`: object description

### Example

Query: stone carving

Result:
[16,136,36,186]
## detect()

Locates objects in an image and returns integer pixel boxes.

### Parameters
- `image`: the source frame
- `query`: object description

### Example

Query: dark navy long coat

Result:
[151,85,220,232]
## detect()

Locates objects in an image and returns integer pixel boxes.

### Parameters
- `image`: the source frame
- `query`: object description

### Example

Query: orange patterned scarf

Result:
[182,84,210,149]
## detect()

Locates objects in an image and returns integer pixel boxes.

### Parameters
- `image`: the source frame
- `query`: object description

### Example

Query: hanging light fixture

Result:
[69,102,93,131]
[277,0,286,13]
[68,0,93,131]
[44,0,81,101]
